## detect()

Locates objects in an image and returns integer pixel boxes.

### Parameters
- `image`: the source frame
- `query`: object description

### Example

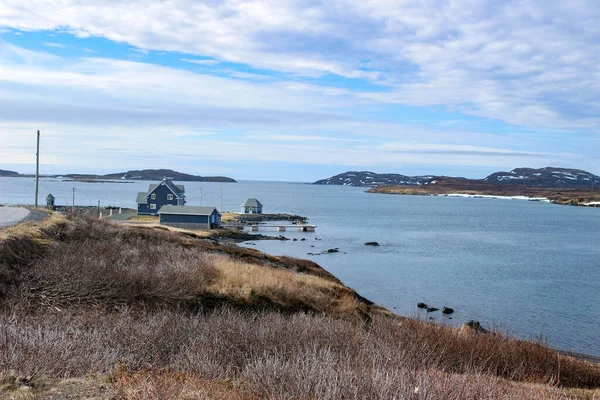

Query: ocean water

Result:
[2,177,599,356]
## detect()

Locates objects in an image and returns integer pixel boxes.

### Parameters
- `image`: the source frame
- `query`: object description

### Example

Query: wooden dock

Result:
[223,223,317,232]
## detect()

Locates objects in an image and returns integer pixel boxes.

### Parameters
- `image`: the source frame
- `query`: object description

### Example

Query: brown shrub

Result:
[0,309,591,399]
[1,215,599,398]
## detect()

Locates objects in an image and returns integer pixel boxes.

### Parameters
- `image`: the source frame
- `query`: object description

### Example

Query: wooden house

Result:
[136,177,185,215]
[241,198,263,214]
[157,205,221,229]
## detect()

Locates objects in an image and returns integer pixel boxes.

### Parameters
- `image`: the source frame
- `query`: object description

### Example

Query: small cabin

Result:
[241,198,263,214]
[157,205,221,230]
[45,193,55,209]
[136,177,185,215]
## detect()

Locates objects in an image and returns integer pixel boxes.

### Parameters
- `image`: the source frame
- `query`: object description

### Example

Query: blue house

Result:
[136,177,186,215]
[157,205,221,229]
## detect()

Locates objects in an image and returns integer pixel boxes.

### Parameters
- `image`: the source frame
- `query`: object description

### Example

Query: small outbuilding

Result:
[45,193,55,209]
[157,205,221,230]
[241,198,263,214]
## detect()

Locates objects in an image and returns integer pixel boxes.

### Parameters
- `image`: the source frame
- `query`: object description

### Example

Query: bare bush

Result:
[0,309,580,399]
[1,215,599,398]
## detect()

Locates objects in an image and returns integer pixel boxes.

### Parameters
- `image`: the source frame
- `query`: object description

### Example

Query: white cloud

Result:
[1,2,599,177]
[181,58,218,65]
[43,41,65,48]
[1,0,599,130]
[1,1,598,130]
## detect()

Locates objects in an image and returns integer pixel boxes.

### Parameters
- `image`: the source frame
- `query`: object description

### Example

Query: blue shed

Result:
[241,198,263,214]
[157,205,221,230]
[136,177,185,215]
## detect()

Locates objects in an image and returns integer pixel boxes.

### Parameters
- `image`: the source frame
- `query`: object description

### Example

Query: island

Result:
[0,169,19,176]
[314,167,600,189]
[0,168,237,182]
[313,170,433,186]
[315,167,600,206]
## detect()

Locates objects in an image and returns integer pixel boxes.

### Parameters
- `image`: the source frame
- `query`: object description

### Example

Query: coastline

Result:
[367,185,600,207]
[1,211,599,398]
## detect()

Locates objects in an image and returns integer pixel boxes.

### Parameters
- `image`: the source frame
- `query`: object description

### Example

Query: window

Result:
[151,193,156,200]
[150,204,156,210]
[167,194,174,200]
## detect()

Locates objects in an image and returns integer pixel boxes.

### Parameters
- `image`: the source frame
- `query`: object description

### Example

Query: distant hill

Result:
[483,167,599,188]
[313,171,434,187]
[64,169,237,182]
[314,167,600,189]
[0,169,19,176]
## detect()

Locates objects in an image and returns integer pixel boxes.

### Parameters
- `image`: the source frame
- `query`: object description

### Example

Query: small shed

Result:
[157,205,221,230]
[45,193,56,209]
[241,198,263,214]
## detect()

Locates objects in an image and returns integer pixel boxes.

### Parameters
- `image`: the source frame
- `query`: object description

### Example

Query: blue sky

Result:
[1,1,599,181]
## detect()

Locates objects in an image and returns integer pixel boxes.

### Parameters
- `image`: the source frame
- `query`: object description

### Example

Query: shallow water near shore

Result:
[2,177,600,356]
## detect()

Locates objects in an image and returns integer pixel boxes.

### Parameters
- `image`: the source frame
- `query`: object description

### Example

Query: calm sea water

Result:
[2,177,599,356]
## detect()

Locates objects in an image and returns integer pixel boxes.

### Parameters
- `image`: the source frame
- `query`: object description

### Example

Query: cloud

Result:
[2,1,598,131]
[181,58,218,65]
[1,1,599,131]
[43,41,65,48]
[1,1,599,178]
[0,41,594,177]
[244,134,365,142]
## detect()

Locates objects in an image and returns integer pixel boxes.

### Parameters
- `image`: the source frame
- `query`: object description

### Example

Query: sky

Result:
[0,0,599,182]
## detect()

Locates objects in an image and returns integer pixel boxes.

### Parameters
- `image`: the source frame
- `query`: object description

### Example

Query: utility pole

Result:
[72,187,75,212]
[97,200,100,219]
[200,187,203,206]
[34,130,40,208]
[220,188,223,212]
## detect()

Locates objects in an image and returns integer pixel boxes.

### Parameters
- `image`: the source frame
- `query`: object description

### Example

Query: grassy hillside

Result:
[1,213,599,399]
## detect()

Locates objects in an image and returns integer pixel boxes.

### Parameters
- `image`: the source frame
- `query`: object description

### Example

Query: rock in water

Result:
[442,307,454,314]
[426,307,439,312]
[323,248,339,253]
[364,241,380,246]
[417,303,428,309]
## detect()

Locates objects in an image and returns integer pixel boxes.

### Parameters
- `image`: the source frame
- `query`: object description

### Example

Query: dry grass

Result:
[1,310,598,399]
[1,214,600,399]
[1,214,366,318]
[221,212,239,223]
[127,215,160,222]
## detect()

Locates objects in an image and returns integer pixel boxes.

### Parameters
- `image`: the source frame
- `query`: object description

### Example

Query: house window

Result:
[167,194,174,200]
[151,193,156,200]
[150,204,156,210]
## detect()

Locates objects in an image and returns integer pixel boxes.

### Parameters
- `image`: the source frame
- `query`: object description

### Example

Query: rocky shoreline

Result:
[368,185,600,207]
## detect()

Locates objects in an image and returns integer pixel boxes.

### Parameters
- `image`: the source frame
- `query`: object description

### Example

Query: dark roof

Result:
[147,178,184,197]
[157,205,219,215]
[242,198,263,207]
[136,178,185,204]
[136,192,147,204]
[147,182,185,194]
[45,193,55,200]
